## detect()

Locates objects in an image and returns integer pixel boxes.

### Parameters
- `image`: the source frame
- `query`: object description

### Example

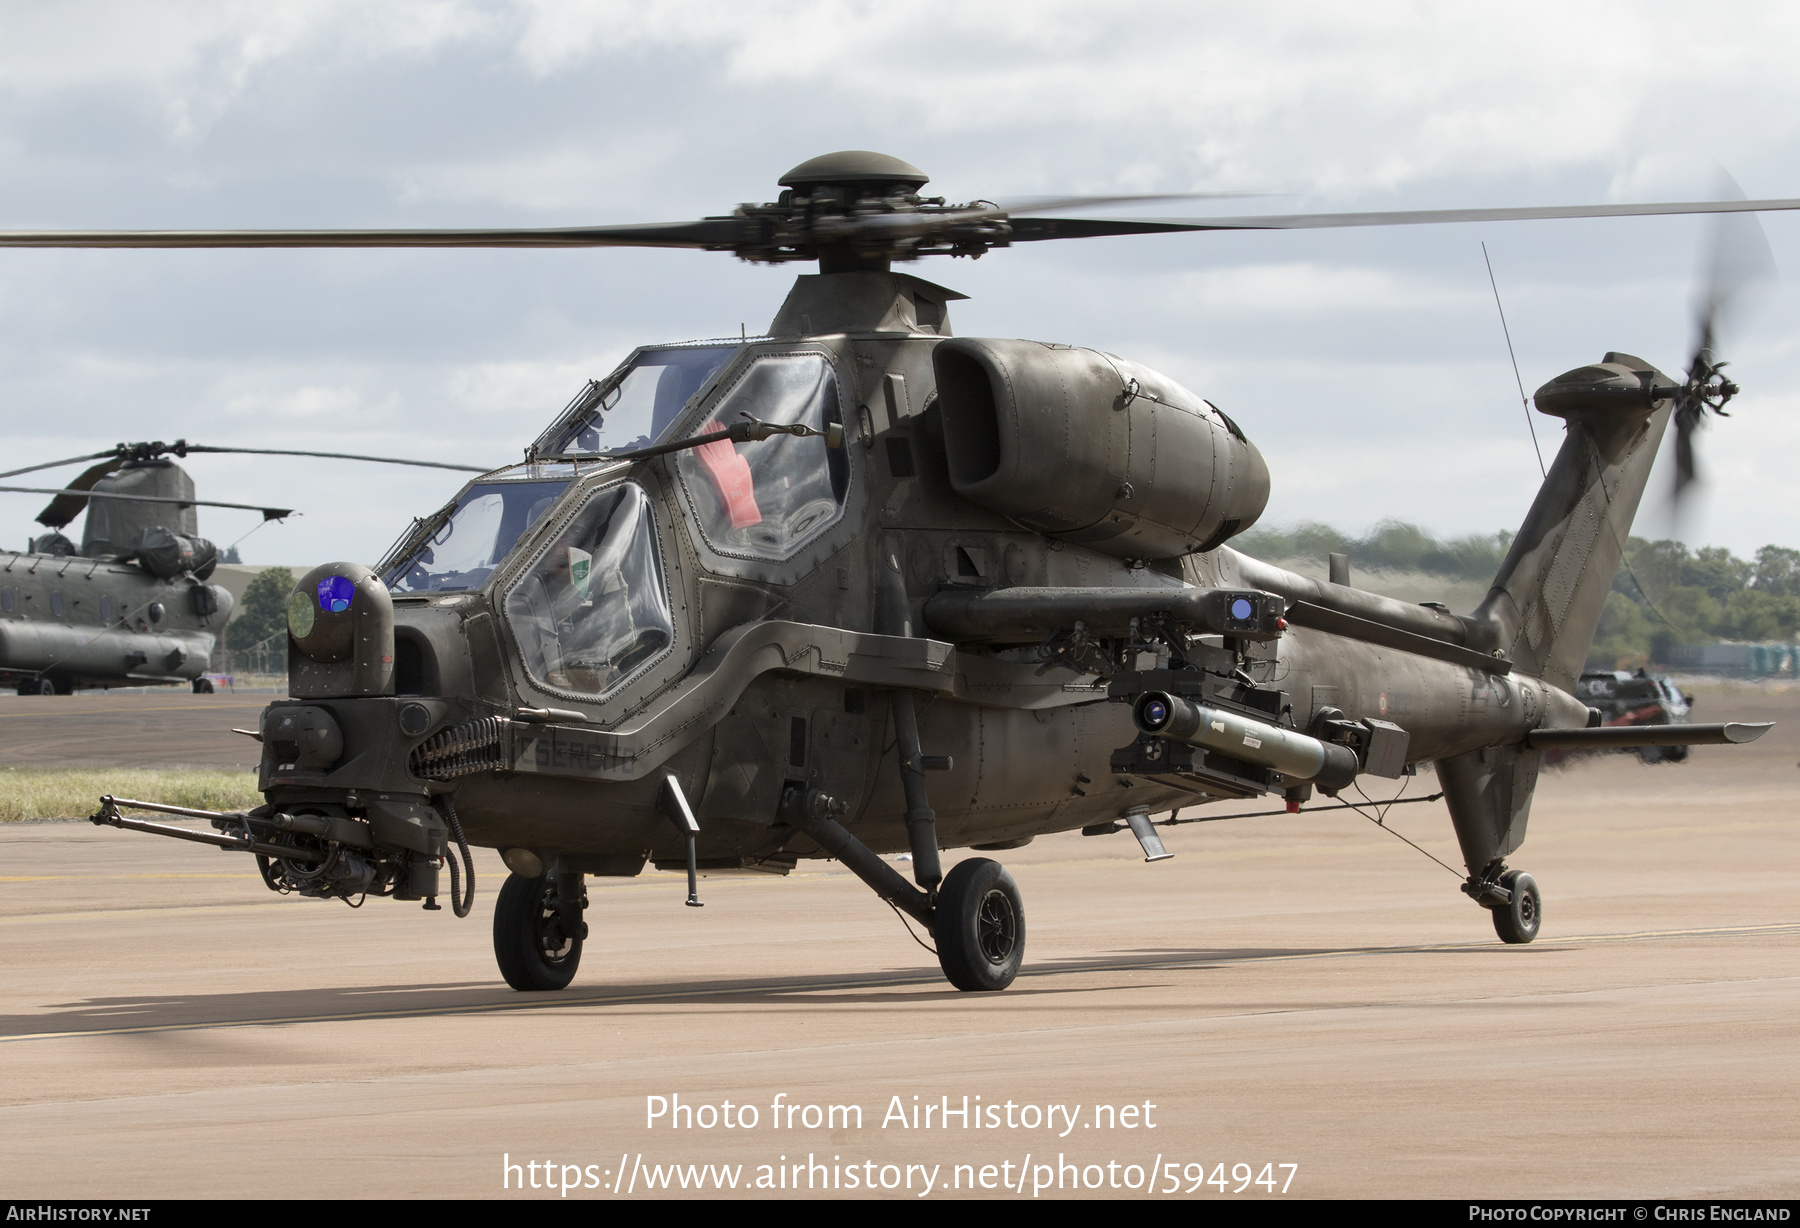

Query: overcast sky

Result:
[2,1,1798,566]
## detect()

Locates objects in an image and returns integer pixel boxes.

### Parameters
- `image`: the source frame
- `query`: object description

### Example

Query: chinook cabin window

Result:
[674,353,849,563]
[385,480,568,594]
[504,482,672,699]
[554,346,737,456]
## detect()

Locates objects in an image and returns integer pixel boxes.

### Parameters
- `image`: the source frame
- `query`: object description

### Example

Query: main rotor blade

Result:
[1019,196,1800,236]
[1008,217,1221,241]
[33,460,129,527]
[0,219,754,250]
[0,450,118,481]
[989,191,1265,215]
[2,485,294,524]
[179,445,488,473]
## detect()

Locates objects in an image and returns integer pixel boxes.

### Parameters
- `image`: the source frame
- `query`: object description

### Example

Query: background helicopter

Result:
[32,150,1789,993]
[0,439,484,694]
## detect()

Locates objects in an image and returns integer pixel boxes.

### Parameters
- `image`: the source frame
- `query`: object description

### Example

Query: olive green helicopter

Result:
[16,150,1790,992]
[0,440,484,695]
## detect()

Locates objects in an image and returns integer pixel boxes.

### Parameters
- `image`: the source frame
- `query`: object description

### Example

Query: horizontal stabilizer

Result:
[1525,722,1772,750]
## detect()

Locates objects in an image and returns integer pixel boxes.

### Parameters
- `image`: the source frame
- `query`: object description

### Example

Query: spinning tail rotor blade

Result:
[1672,171,1778,501]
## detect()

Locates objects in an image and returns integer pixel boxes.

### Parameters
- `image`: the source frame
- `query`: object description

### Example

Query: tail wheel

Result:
[1492,870,1542,944]
[493,872,583,991]
[933,858,1025,991]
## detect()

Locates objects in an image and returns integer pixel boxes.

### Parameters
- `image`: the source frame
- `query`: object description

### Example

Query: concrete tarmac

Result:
[0,691,267,769]
[0,689,1796,1200]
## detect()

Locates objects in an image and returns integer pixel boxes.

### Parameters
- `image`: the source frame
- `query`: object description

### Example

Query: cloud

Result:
[1,1,1798,561]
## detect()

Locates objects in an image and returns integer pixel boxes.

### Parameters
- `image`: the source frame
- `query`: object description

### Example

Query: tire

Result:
[493,872,583,991]
[192,678,215,694]
[23,677,58,696]
[933,858,1025,991]
[1492,870,1542,945]
[1662,744,1688,763]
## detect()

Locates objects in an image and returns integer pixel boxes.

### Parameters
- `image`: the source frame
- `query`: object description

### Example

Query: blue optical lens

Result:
[1230,597,1254,621]
[1143,699,1168,727]
[317,574,356,614]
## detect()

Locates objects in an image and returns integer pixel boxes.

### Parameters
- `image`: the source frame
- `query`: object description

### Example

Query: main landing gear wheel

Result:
[1492,870,1542,945]
[933,858,1025,991]
[493,872,583,991]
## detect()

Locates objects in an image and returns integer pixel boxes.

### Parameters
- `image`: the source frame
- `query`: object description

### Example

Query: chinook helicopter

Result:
[0,440,483,694]
[36,150,1791,992]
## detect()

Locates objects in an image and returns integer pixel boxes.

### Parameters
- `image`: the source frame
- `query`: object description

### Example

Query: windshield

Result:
[554,346,737,455]
[504,483,672,698]
[674,353,849,562]
[384,480,568,594]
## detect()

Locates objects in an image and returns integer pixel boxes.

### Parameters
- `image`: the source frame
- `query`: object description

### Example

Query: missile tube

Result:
[1133,691,1359,789]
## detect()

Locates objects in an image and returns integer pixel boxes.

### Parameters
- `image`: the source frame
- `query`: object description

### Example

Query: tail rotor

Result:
[1670,170,1777,503]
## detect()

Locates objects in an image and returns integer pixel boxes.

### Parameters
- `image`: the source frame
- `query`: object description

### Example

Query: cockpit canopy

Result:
[384,479,567,595]
[537,344,738,458]
[503,482,672,699]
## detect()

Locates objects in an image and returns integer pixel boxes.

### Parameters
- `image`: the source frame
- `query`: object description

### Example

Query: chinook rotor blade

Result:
[0,449,119,481]
[2,485,294,524]
[175,445,488,473]
[31,460,128,528]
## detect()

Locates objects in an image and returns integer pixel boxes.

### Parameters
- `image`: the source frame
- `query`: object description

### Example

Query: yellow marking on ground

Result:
[3,922,1795,1044]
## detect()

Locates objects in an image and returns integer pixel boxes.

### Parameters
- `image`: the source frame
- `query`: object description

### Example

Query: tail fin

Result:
[1442,352,1677,878]
[1472,352,1678,693]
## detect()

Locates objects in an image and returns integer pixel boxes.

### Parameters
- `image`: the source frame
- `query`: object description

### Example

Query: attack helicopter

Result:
[0,440,483,694]
[39,150,1790,992]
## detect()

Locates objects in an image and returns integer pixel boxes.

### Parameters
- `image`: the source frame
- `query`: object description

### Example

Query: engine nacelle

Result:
[933,338,1269,560]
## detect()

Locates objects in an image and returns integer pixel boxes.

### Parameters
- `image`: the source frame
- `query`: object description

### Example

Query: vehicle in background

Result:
[1572,669,1695,763]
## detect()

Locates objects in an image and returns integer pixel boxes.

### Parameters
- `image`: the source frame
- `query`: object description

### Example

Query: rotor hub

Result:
[720,151,1003,272]
[778,150,930,195]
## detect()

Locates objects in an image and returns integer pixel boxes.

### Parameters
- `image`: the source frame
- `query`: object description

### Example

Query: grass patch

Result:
[0,767,261,822]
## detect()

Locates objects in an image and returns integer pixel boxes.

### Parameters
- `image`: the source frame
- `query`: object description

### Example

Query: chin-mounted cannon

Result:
[90,560,479,918]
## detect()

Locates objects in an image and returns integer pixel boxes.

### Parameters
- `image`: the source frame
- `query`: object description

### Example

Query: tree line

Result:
[1234,520,1800,668]
[221,527,1800,671]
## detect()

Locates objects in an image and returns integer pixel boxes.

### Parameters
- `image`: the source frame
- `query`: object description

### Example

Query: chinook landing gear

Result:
[1464,863,1543,945]
[493,870,586,991]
